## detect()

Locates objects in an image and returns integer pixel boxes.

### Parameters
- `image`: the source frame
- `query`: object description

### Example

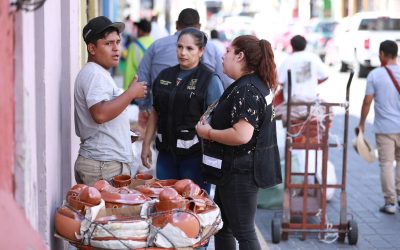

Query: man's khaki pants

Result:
[376,133,400,204]
[74,155,131,186]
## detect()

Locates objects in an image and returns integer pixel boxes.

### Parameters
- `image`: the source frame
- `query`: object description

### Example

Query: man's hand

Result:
[359,94,373,134]
[127,75,147,100]
[141,143,153,168]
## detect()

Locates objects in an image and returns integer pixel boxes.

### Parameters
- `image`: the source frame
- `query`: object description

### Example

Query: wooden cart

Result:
[271,71,358,245]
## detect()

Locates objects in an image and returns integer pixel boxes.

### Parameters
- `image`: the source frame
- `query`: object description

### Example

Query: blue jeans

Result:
[156,150,211,193]
[214,172,260,250]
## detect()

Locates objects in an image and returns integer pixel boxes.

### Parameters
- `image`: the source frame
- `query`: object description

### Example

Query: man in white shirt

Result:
[278,35,328,102]
[74,16,147,185]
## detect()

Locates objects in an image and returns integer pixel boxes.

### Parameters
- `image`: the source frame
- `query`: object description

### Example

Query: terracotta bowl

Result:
[78,186,101,205]
[167,211,201,238]
[156,188,187,212]
[150,179,178,188]
[181,183,201,198]
[54,206,83,241]
[135,173,154,180]
[112,174,132,188]
[154,199,187,212]
[134,185,155,197]
[159,188,179,201]
[187,196,215,213]
[93,180,113,192]
[101,190,151,207]
[66,184,88,200]
[173,179,193,194]
[152,210,200,239]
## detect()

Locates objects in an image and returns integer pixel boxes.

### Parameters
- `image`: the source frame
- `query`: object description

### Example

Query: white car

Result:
[335,12,400,77]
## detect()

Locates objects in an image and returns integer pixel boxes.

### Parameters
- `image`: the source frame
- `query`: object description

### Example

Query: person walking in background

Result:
[358,40,400,214]
[124,18,154,90]
[118,14,134,76]
[209,29,226,55]
[150,14,169,41]
[74,16,147,186]
[278,35,328,102]
[141,28,224,193]
[136,8,232,113]
[196,35,281,250]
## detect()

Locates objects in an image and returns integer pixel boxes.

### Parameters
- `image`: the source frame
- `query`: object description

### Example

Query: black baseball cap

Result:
[134,19,152,33]
[82,16,125,44]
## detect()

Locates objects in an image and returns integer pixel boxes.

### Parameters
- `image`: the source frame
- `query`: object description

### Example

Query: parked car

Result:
[272,20,310,53]
[218,15,256,42]
[335,12,400,77]
[306,19,338,62]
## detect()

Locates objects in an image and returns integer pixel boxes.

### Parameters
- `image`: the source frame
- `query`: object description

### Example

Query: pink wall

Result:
[0,1,45,248]
[0,0,16,194]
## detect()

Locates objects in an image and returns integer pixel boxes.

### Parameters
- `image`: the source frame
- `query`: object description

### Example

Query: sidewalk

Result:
[254,111,400,249]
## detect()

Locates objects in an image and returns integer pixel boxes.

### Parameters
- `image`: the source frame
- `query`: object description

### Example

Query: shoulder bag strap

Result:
[383,65,400,94]
[133,39,147,53]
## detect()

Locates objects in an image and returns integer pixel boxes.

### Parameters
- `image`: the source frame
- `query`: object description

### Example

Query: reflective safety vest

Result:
[153,64,213,156]
[202,74,282,188]
[123,36,154,90]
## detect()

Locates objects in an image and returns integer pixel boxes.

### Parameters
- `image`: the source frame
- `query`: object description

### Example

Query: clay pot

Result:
[112,174,132,188]
[173,179,193,194]
[78,186,101,205]
[135,173,154,180]
[101,190,150,207]
[155,199,187,212]
[67,184,87,199]
[54,206,83,241]
[150,179,178,188]
[67,196,86,212]
[181,183,201,198]
[134,185,156,197]
[155,188,186,212]
[134,181,177,199]
[187,197,215,213]
[93,180,113,192]
[152,211,200,239]
[159,188,179,201]
[130,172,155,188]
[167,211,200,238]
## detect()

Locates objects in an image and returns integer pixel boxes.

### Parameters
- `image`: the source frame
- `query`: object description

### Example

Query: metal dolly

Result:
[271,71,358,245]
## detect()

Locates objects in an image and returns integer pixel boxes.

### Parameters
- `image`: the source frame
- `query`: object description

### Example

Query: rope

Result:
[286,99,336,144]
[316,212,339,244]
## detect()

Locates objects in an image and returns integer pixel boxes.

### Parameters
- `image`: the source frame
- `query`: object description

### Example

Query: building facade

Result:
[0,0,121,248]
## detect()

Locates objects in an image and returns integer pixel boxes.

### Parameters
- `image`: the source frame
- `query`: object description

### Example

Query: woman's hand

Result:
[196,118,212,140]
[141,142,152,168]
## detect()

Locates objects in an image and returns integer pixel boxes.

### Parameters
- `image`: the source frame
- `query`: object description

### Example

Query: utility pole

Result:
[165,0,171,34]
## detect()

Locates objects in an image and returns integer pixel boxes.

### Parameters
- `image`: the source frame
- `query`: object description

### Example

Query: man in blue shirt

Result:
[358,40,400,214]
[136,8,232,112]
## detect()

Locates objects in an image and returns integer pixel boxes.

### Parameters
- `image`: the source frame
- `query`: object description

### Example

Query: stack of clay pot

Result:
[149,179,216,241]
[54,175,222,249]
[93,179,151,208]
[54,184,102,242]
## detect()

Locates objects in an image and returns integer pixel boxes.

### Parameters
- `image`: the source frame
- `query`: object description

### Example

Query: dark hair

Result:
[231,35,277,90]
[380,40,398,59]
[210,29,219,39]
[177,8,200,28]
[90,27,120,45]
[290,35,307,51]
[178,27,208,49]
[134,19,152,33]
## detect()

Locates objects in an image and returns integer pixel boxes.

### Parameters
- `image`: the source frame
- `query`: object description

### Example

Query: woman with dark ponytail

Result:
[196,35,282,250]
